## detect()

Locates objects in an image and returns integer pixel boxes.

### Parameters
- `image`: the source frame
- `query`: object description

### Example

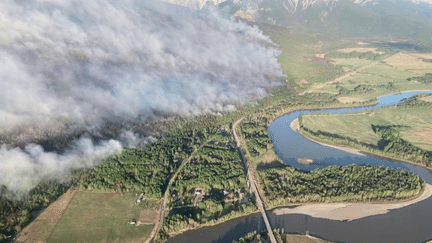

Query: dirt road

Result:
[146,142,207,243]
[300,61,380,95]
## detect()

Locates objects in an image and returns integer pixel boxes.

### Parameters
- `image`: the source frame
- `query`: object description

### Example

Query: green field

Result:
[256,23,346,88]
[302,99,432,151]
[46,192,153,243]
[314,51,432,101]
[300,94,432,167]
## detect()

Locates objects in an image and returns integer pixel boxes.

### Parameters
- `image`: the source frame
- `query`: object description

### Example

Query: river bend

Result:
[168,91,432,243]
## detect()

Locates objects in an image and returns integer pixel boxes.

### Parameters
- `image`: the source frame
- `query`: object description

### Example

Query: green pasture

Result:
[257,23,347,87]
[302,105,432,151]
[46,192,153,243]
[314,55,432,100]
[332,58,376,69]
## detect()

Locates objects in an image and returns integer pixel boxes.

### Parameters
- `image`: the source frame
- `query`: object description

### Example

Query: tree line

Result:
[257,164,424,207]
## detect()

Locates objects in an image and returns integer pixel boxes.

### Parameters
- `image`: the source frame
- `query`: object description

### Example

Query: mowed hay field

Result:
[384,52,432,73]
[46,192,154,243]
[314,50,432,100]
[15,190,77,243]
[302,105,432,151]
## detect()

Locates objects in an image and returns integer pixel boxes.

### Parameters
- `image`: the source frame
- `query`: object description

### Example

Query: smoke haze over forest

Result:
[0,0,283,193]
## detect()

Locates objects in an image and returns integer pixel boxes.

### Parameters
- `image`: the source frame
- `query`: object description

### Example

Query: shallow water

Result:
[168,91,432,243]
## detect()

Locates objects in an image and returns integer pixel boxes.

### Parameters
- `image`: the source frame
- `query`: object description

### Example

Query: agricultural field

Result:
[14,190,75,243]
[256,23,348,91]
[301,93,432,166]
[313,47,432,101]
[45,192,156,243]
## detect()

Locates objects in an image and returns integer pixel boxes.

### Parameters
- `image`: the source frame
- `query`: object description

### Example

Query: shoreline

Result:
[299,128,432,173]
[300,129,366,156]
[290,118,299,131]
[166,90,432,241]
[272,183,432,221]
[376,89,432,100]
[165,209,260,240]
[290,118,366,156]
[166,182,430,240]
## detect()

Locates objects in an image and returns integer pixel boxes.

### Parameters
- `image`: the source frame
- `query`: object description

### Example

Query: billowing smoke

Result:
[0,0,283,193]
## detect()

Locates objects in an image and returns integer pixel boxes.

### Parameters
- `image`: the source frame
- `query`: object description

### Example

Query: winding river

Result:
[168,91,432,243]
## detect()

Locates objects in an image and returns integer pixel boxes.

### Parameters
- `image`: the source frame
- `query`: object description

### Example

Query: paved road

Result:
[232,117,277,243]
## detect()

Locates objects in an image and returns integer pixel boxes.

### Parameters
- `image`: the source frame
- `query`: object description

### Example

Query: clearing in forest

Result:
[45,191,154,243]
[15,189,76,243]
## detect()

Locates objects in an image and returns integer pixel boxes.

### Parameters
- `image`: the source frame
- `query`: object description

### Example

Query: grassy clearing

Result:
[313,52,432,100]
[332,58,376,70]
[420,95,432,103]
[384,52,432,72]
[46,192,154,243]
[14,190,76,243]
[301,103,432,151]
[256,23,346,89]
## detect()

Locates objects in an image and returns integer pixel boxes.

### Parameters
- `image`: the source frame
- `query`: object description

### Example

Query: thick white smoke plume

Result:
[0,0,282,193]
[0,138,123,193]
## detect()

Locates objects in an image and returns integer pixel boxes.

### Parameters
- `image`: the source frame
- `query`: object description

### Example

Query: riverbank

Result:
[299,125,432,173]
[167,91,432,243]
[291,118,366,157]
[297,90,432,168]
[272,183,432,221]
[164,208,260,240]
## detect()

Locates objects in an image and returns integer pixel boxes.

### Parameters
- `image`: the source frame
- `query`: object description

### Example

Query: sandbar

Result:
[290,118,299,131]
[273,183,432,221]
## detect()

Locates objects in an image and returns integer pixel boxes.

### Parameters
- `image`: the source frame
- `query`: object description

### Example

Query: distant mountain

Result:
[256,0,432,37]
[159,0,432,48]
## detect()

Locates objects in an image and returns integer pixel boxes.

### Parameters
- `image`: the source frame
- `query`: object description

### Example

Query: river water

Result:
[168,91,432,243]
